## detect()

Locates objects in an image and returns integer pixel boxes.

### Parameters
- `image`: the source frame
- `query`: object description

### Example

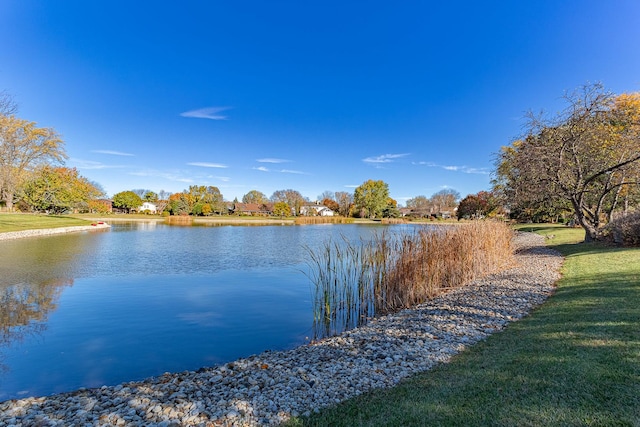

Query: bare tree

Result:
[270,189,306,215]
[335,191,353,217]
[0,90,18,116]
[430,189,460,215]
[242,190,268,204]
[406,195,431,217]
[318,190,335,202]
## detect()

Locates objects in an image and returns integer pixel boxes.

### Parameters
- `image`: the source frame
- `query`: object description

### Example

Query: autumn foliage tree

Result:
[495,84,640,241]
[321,197,339,213]
[457,191,500,219]
[21,166,104,214]
[0,114,66,210]
[272,201,291,217]
[188,185,224,215]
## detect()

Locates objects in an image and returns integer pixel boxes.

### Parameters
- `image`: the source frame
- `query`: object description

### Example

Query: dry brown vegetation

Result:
[305,221,514,338]
[294,216,354,225]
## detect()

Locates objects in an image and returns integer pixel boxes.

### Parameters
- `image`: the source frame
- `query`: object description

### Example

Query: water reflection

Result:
[0,232,99,377]
[0,279,73,371]
[0,222,401,400]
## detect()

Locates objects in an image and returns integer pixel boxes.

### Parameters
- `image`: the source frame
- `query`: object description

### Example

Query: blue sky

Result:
[1,1,639,204]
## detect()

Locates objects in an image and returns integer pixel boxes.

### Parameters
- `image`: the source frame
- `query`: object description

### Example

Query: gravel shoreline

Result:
[0,232,563,427]
[0,223,111,241]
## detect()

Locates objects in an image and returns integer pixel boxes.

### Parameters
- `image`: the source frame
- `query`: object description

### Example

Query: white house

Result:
[300,204,335,217]
[138,202,158,214]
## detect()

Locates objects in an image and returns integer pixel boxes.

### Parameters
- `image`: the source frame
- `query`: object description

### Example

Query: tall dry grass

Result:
[295,216,354,225]
[164,215,194,226]
[380,218,408,224]
[305,221,514,338]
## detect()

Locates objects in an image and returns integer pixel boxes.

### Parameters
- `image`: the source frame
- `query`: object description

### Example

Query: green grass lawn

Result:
[0,213,92,233]
[286,224,640,426]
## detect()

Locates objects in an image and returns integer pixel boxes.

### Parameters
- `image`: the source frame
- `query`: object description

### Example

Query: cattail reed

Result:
[305,221,514,339]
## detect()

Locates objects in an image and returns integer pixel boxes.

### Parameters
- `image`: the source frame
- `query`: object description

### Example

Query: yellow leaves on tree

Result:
[0,114,67,210]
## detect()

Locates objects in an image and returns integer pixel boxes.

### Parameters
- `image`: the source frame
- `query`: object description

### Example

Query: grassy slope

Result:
[0,213,91,233]
[287,224,640,426]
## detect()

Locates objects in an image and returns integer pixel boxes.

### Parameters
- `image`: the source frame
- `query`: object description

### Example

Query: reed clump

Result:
[164,215,194,226]
[305,221,514,338]
[380,218,408,224]
[295,216,354,225]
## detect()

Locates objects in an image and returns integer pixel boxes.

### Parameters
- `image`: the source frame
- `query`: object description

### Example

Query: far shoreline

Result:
[0,213,463,241]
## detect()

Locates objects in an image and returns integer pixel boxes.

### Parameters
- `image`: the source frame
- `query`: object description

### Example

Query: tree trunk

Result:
[571,198,598,242]
[4,190,14,211]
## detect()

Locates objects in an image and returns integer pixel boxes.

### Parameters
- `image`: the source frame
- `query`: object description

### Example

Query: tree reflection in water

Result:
[0,232,97,374]
[0,278,73,372]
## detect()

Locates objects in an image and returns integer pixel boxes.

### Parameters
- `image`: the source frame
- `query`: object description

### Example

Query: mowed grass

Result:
[286,224,640,426]
[0,213,91,233]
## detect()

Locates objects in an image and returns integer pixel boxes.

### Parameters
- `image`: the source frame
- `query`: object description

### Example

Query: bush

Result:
[600,211,640,246]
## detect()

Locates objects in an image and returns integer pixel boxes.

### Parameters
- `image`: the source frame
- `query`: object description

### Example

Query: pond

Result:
[0,222,409,401]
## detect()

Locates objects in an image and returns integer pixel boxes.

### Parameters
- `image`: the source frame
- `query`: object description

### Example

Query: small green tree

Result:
[143,191,158,202]
[113,190,142,213]
[354,179,390,219]
[382,198,401,218]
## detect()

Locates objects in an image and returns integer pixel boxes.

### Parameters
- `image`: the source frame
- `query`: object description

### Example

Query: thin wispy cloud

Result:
[71,159,126,170]
[210,176,231,182]
[129,170,194,183]
[414,161,490,175]
[363,153,410,166]
[91,150,134,156]
[344,184,359,188]
[180,106,232,120]
[187,162,228,168]
[257,158,291,164]
[251,166,308,175]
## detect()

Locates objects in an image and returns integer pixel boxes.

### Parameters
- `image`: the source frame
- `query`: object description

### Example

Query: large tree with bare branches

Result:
[494,83,640,241]
[0,115,67,210]
[0,90,18,116]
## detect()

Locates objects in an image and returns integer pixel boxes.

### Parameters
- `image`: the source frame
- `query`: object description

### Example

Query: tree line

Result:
[110,180,414,219]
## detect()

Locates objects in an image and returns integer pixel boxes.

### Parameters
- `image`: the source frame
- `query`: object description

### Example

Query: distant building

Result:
[138,202,158,214]
[300,204,335,217]
[399,208,413,217]
[232,203,274,216]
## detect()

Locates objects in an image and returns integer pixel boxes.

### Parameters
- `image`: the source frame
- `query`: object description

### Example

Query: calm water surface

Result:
[0,222,402,401]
